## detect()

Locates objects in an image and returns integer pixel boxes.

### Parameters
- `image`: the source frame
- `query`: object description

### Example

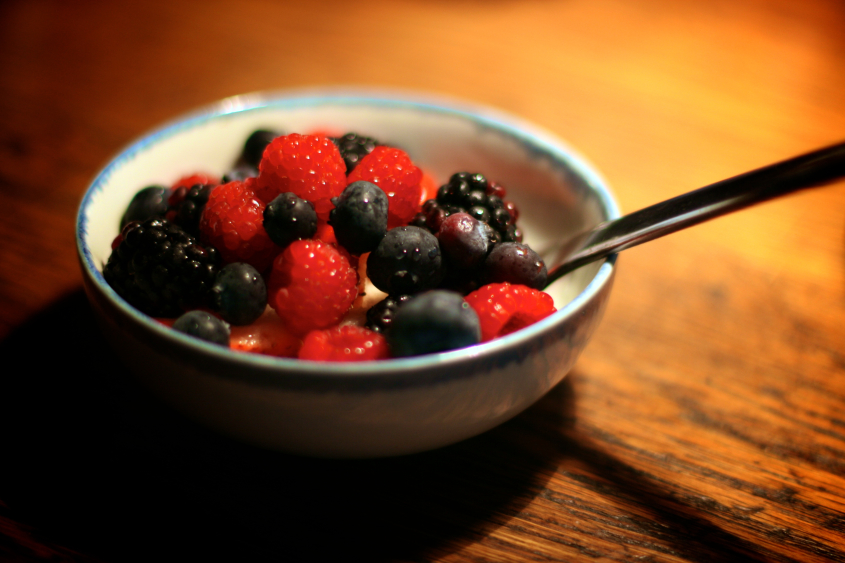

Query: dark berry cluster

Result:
[104,218,221,318]
[166,183,215,237]
[331,132,380,173]
[411,172,522,243]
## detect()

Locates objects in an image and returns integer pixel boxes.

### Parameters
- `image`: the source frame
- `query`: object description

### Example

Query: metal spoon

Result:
[545,141,845,287]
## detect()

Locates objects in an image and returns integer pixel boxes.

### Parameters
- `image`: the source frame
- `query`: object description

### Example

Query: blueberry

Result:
[209,263,267,325]
[437,212,496,271]
[222,165,258,183]
[121,185,169,228]
[173,310,230,346]
[243,129,281,168]
[481,242,548,290]
[367,226,444,295]
[263,192,318,248]
[329,180,388,254]
[387,290,481,357]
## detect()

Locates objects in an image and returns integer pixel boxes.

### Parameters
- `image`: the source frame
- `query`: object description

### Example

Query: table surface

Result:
[1,1,844,561]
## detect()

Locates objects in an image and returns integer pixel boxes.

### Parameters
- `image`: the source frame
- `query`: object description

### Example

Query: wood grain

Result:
[1,0,843,561]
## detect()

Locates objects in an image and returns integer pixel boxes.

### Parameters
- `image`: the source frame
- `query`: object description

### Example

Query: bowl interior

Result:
[78,90,618,364]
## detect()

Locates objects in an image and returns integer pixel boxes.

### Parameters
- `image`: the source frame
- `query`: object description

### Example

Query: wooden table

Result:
[1,0,844,561]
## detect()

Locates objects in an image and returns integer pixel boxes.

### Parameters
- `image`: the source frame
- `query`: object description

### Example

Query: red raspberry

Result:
[267,239,358,335]
[298,325,388,362]
[230,307,302,358]
[347,146,423,229]
[199,178,281,272]
[172,173,219,190]
[464,282,556,342]
[255,133,347,219]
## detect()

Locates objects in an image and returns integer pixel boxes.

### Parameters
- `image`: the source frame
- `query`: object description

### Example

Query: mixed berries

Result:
[106,129,558,361]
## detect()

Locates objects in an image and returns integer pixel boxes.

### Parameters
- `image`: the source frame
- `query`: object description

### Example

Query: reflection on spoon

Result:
[545,141,845,287]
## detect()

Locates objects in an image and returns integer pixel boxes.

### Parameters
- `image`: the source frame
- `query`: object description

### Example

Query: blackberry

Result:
[121,185,169,228]
[263,192,318,248]
[415,172,522,243]
[209,263,267,326]
[331,132,380,173]
[242,129,282,168]
[365,294,411,333]
[173,310,230,347]
[166,183,215,237]
[481,242,548,290]
[367,226,444,295]
[386,290,481,357]
[103,218,220,318]
[329,180,388,254]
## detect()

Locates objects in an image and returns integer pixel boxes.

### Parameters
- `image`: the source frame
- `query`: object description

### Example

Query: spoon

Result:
[545,141,845,287]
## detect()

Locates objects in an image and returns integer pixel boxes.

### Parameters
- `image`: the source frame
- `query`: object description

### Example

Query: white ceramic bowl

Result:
[76,88,619,458]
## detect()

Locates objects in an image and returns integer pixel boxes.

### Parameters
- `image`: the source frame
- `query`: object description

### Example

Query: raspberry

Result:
[298,325,388,362]
[347,146,422,229]
[267,239,358,335]
[255,133,347,219]
[464,282,556,342]
[199,179,281,272]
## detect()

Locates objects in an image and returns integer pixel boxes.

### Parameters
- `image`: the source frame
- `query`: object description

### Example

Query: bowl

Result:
[76,87,619,458]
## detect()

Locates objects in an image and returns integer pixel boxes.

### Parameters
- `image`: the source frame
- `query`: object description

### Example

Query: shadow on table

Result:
[0,289,565,562]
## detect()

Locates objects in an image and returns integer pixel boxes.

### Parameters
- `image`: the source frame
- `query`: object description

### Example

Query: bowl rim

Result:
[76,86,620,383]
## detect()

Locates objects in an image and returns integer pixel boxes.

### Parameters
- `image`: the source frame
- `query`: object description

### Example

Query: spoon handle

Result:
[546,140,845,286]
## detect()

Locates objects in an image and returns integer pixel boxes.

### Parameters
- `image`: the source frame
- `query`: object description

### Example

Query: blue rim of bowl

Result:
[76,87,620,383]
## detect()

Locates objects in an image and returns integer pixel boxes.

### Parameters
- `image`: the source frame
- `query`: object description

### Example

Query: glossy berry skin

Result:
[387,290,481,357]
[121,185,169,228]
[209,262,267,326]
[255,133,347,219]
[173,310,230,347]
[242,129,281,168]
[329,180,388,255]
[331,132,379,173]
[267,239,358,335]
[199,179,281,272]
[166,183,215,237]
[437,212,496,271]
[104,218,220,318]
[263,192,318,248]
[464,282,556,341]
[347,146,423,229]
[365,294,411,333]
[298,325,389,362]
[367,226,444,295]
[482,242,548,290]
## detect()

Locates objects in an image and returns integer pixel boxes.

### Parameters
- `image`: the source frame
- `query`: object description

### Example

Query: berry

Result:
[267,239,358,335]
[330,132,380,172]
[347,146,422,229]
[222,165,258,183]
[199,179,281,272]
[365,294,411,333]
[437,212,496,271]
[173,310,230,347]
[166,183,215,237]
[242,129,282,168]
[415,172,521,243]
[464,282,556,342]
[229,307,302,358]
[121,185,169,228]
[263,192,318,248]
[386,290,481,357]
[103,218,220,318]
[209,262,268,326]
[367,226,444,295]
[255,133,347,218]
[482,242,548,290]
[329,180,388,255]
[299,325,388,362]
[172,173,219,190]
